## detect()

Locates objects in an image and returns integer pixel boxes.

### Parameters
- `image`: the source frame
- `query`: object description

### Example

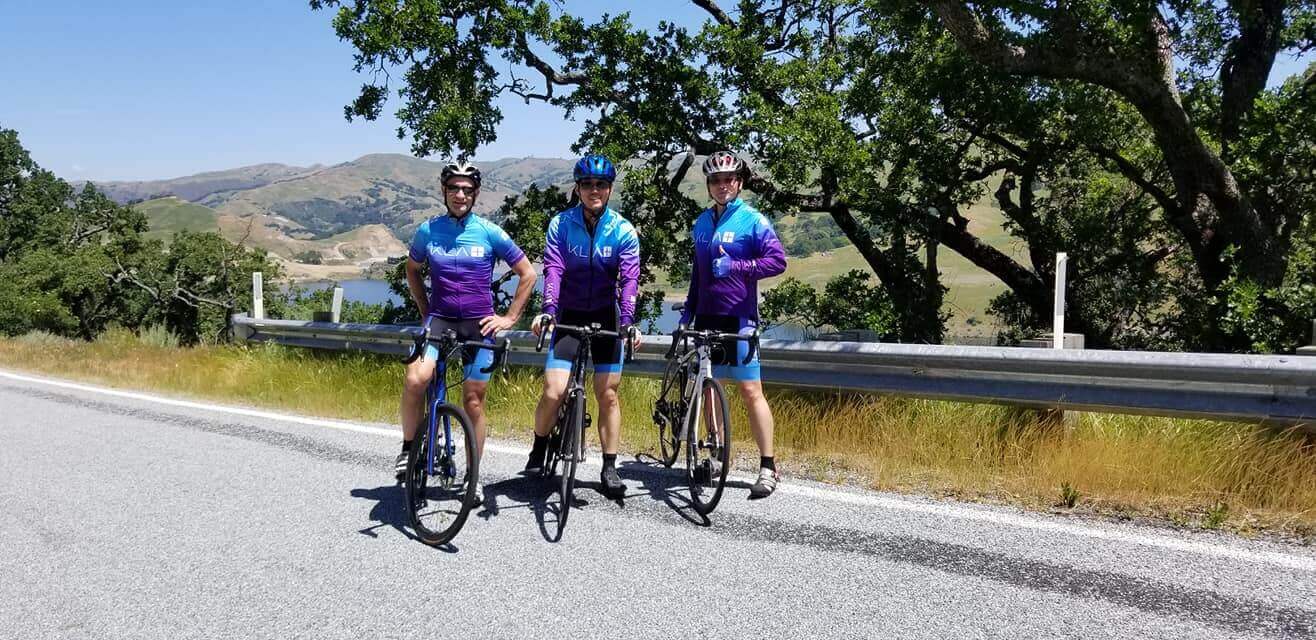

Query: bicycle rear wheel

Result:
[405,404,478,546]
[556,390,585,531]
[653,356,686,467]
[687,377,731,516]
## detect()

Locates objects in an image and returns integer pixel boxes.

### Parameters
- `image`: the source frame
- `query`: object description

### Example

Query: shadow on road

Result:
[349,484,459,553]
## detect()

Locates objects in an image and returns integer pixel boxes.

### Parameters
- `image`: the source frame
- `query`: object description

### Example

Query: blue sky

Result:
[2,2,1312,182]
[0,1,710,181]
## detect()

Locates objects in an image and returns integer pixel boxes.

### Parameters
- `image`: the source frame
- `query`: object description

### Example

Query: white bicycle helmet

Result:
[702,150,744,177]
[440,161,481,187]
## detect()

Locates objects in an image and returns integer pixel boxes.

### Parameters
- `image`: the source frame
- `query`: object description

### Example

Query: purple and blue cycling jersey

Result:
[408,213,526,320]
[541,205,641,326]
[681,197,787,324]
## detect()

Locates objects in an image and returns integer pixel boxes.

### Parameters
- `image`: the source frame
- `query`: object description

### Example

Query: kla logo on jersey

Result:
[430,245,481,258]
[721,231,735,243]
[569,243,589,258]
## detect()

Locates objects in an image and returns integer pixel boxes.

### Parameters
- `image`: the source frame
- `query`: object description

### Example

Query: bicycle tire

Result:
[405,404,478,546]
[688,377,731,516]
[653,355,686,467]
[556,390,585,531]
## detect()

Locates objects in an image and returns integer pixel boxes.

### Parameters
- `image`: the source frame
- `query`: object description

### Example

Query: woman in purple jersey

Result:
[680,151,788,498]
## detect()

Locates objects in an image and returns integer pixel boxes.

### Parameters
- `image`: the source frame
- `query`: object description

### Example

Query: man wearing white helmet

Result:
[396,161,537,505]
[679,151,788,498]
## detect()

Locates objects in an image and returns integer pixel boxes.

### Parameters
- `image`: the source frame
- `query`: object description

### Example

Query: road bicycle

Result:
[399,326,509,546]
[653,309,759,516]
[534,322,633,536]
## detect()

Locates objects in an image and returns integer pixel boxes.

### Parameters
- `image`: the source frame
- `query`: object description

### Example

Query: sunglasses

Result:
[445,185,477,196]
[577,179,612,192]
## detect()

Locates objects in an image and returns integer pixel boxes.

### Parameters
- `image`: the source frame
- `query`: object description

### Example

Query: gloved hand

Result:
[713,245,733,278]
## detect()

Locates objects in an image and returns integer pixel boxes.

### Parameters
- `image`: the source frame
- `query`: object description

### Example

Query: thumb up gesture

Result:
[712,244,733,279]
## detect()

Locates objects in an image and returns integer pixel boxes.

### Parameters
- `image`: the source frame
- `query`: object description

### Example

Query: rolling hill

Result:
[132,197,221,240]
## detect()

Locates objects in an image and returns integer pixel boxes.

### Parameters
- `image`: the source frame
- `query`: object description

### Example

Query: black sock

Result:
[760,456,775,472]
[401,439,413,452]
[602,453,617,470]
[531,434,549,455]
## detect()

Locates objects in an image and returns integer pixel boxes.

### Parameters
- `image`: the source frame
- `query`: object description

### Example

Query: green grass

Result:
[3,330,1314,540]
[133,196,220,240]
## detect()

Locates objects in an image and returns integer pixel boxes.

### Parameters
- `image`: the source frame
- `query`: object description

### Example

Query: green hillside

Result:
[133,197,220,240]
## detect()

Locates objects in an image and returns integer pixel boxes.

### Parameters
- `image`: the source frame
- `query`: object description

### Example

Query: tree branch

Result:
[692,0,736,27]
[1219,0,1287,154]
[1085,145,1180,218]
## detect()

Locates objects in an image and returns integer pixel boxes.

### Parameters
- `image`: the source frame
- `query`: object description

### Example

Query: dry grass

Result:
[3,329,1313,540]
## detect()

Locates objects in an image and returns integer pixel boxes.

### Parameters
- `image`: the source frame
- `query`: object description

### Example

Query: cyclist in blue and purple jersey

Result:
[526,154,641,498]
[680,150,787,498]
[397,162,537,504]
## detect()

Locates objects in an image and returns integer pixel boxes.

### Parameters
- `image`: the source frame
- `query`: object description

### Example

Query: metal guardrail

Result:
[231,314,1316,429]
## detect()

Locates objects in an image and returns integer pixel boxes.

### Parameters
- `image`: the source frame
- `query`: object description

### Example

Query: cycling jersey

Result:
[680,198,786,324]
[540,205,641,326]
[408,213,526,320]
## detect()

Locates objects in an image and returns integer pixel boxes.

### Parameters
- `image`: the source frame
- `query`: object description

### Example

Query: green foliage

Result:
[1059,482,1081,509]
[1203,501,1230,530]
[283,284,394,324]
[0,127,283,344]
[293,250,323,265]
[314,0,1316,352]
[762,271,898,340]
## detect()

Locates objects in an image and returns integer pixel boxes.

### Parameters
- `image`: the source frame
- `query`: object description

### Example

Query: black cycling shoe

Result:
[691,459,715,485]
[524,446,547,473]
[600,466,625,497]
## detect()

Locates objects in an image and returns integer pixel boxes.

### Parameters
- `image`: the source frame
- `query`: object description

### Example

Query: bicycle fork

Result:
[425,377,457,486]
[679,348,714,447]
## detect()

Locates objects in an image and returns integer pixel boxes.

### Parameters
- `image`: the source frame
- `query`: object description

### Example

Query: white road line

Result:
[3,367,1314,572]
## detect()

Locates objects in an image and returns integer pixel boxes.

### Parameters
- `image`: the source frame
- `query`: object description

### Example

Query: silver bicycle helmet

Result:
[440,161,481,188]
[701,150,744,177]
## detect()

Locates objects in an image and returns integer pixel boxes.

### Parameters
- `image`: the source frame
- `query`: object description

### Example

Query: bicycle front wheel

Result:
[405,404,478,546]
[653,356,686,467]
[687,377,731,516]
[555,391,585,531]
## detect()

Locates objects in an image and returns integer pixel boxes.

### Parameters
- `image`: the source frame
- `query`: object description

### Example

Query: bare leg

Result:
[593,372,622,454]
[463,380,488,458]
[737,380,774,458]
[533,369,570,437]
[400,356,438,440]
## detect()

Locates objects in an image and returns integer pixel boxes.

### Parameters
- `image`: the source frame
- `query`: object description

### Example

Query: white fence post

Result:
[252,272,264,320]
[1053,252,1067,350]
[331,286,344,323]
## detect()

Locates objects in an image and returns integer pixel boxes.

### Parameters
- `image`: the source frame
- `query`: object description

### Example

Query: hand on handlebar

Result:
[531,313,554,337]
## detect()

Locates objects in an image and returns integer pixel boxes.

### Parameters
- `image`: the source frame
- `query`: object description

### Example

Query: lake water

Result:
[299,278,807,339]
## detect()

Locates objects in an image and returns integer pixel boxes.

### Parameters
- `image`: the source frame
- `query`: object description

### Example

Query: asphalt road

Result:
[2,370,1314,639]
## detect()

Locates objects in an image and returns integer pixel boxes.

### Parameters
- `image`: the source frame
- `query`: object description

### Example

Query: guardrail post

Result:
[252,272,264,320]
[331,286,344,323]
[231,314,253,343]
[1053,252,1067,350]
[1298,320,1316,356]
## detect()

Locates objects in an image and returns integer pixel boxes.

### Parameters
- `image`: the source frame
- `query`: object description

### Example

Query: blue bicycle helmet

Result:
[573,154,617,183]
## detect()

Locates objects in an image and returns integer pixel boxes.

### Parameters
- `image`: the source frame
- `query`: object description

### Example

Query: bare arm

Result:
[405,258,429,318]
[505,256,537,322]
[479,256,537,335]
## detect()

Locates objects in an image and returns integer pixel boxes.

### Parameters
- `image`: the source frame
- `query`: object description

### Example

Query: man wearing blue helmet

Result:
[526,154,641,498]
